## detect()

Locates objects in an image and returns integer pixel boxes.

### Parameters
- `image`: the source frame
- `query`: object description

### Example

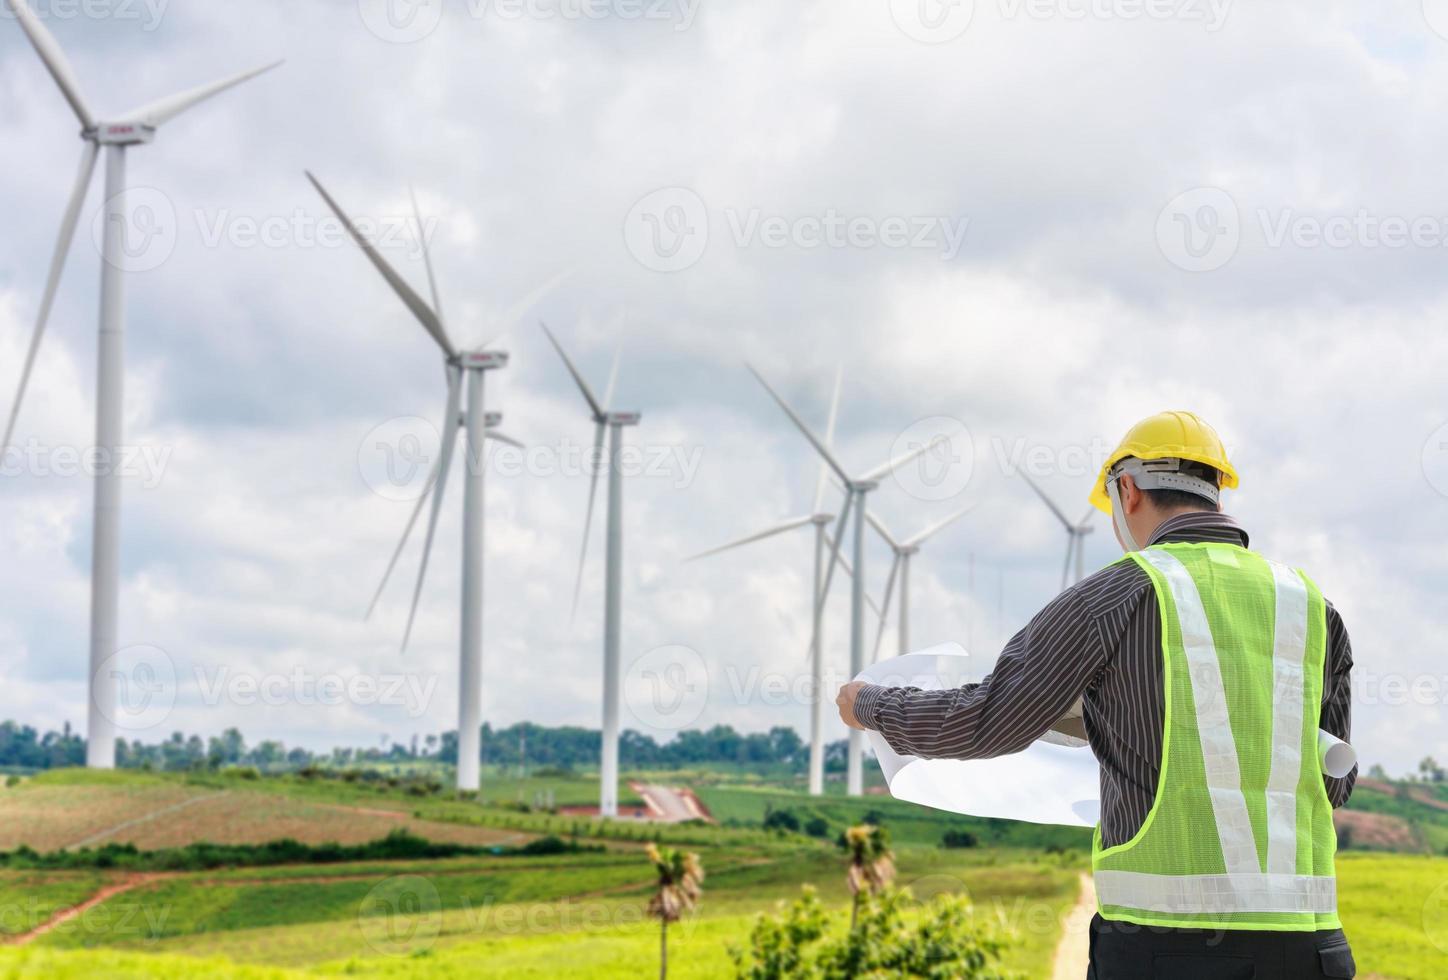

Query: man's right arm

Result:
[1321,599,1356,807]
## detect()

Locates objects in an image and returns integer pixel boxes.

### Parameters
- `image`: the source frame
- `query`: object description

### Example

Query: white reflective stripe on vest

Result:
[1095,870,1337,915]
[1136,549,1259,877]
[1265,562,1310,876]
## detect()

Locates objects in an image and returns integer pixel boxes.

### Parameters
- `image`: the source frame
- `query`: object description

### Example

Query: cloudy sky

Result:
[0,0,1444,775]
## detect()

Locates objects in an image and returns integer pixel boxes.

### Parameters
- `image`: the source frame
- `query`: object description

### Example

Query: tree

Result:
[646,843,703,980]
[1420,757,1446,783]
[730,886,1011,979]
[841,824,895,931]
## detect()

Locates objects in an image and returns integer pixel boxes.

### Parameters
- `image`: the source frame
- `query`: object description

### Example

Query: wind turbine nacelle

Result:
[608,411,642,427]
[484,412,504,428]
[93,123,156,145]
[459,351,509,370]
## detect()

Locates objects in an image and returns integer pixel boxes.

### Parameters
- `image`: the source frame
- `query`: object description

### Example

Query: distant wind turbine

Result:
[308,173,554,793]
[1017,471,1095,591]
[541,323,640,819]
[2,0,280,769]
[747,365,946,796]
[866,503,975,661]
[689,368,881,797]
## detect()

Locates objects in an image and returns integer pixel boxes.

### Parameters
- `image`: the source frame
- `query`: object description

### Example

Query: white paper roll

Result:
[856,643,1100,828]
[1318,730,1357,779]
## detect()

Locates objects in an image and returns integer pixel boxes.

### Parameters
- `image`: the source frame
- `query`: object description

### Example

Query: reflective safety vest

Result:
[1092,542,1341,932]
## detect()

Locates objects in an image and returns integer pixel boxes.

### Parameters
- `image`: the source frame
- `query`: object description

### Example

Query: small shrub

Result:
[942,829,979,849]
[763,806,801,834]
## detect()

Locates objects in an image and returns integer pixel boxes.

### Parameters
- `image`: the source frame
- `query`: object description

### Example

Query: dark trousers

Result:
[1087,914,1356,979]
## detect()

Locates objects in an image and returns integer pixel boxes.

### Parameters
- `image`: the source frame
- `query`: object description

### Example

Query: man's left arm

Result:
[847,590,1108,760]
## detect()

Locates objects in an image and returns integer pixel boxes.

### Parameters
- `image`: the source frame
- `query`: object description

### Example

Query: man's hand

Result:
[836,681,870,731]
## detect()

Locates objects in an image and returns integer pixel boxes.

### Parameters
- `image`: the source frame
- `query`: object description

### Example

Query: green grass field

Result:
[0,769,1444,978]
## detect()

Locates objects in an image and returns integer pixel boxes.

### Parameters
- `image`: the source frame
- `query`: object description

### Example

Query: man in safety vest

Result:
[836,411,1357,978]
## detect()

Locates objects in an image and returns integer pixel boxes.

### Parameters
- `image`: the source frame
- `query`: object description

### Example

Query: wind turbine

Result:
[541,323,639,819]
[747,365,946,796]
[1017,471,1095,591]
[307,173,547,793]
[688,368,882,797]
[1,0,280,769]
[867,503,975,661]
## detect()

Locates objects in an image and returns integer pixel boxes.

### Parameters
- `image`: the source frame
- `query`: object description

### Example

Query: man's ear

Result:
[1119,473,1141,515]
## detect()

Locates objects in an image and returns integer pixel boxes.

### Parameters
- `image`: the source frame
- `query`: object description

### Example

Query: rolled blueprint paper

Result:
[1318,729,1357,780]
[856,643,1101,828]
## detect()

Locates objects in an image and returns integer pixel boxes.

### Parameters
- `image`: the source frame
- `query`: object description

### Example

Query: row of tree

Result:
[0,719,847,775]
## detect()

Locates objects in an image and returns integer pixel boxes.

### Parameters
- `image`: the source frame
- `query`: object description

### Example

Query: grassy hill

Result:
[0,769,1443,978]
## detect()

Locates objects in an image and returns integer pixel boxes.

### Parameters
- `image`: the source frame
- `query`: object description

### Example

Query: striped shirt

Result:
[853,511,1356,847]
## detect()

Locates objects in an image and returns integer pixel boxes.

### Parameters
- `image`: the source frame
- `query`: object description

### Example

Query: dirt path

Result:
[6,873,164,946]
[1050,872,1095,980]
[65,792,226,850]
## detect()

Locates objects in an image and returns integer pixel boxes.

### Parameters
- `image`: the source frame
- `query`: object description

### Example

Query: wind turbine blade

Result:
[1060,536,1075,594]
[865,508,899,549]
[1018,469,1075,532]
[570,420,607,621]
[400,370,464,653]
[5,0,95,129]
[365,456,441,620]
[687,515,815,562]
[859,432,952,484]
[121,60,283,129]
[409,186,444,328]
[1076,508,1097,531]
[905,502,978,549]
[306,171,454,358]
[602,348,621,413]
[871,554,902,662]
[812,365,843,514]
[540,322,604,418]
[485,430,525,450]
[473,267,575,351]
[747,364,852,486]
[2,141,98,454]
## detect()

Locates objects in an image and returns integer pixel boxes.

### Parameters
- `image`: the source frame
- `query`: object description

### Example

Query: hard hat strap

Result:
[1109,457,1221,506]
[1107,477,1140,552]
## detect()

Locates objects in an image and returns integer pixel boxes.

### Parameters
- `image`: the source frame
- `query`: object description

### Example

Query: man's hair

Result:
[1139,458,1222,512]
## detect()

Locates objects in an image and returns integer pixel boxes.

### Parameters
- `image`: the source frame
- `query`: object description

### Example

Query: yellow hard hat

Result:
[1089,411,1238,513]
